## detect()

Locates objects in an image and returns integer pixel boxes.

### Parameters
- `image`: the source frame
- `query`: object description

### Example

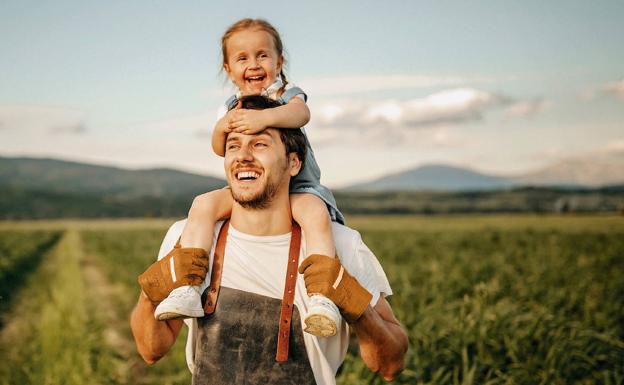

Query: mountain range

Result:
[1,155,622,219]
[0,156,226,199]
[1,155,622,196]
[345,158,624,191]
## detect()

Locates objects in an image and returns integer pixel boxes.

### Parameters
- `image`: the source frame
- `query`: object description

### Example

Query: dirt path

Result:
[80,240,143,384]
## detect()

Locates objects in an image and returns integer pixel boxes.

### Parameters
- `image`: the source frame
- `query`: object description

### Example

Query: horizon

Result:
[1,1,623,188]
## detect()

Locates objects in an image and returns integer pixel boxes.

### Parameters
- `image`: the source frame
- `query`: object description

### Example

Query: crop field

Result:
[0,215,623,385]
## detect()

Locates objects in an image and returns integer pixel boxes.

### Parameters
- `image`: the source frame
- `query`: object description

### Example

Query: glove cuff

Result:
[336,270,373,323]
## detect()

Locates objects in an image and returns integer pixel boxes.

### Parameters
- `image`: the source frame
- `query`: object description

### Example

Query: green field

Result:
[0,215,623,385]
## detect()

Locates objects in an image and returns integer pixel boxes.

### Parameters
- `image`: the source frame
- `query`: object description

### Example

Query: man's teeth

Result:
[237,171,259,180]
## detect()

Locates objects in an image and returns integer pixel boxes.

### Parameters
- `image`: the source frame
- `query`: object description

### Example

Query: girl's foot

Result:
[154,285,204,320]
[303,294,341,337]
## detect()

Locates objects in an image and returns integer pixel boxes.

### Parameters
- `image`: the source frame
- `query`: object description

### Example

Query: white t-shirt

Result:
[157,219,392,385]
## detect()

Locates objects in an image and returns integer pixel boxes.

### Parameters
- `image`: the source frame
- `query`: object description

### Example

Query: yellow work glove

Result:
[298,254,372,323]
[138,244,209,304]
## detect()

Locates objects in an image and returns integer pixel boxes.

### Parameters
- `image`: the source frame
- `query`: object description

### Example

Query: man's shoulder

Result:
[330,221,361,239]
[167,218,188,237]
[157,219,188,261]
[330,222,363,254]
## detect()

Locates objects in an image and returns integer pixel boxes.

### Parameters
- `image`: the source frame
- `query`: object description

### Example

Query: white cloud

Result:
[0,105,87,134]
[313,88,509,130]
[602,79,624,100]
[605,139,624,153]
[298,74,493,97]
[581,79,624,101]
[120,109,219,139]
[505,99,549,117]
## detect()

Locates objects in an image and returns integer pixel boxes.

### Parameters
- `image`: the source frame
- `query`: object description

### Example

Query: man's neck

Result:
[229,197,293,236]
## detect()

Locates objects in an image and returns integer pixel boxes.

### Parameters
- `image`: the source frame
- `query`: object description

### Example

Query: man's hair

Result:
[236,95,307,167]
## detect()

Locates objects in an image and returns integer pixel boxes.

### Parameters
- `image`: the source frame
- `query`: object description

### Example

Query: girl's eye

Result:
[237,56,246,62]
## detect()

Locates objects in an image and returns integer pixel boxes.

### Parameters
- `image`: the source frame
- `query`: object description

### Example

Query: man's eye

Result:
[226,144,239,151]
[254,142,267,148]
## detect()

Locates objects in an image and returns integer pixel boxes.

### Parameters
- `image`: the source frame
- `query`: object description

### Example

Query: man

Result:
[130,96,407,385]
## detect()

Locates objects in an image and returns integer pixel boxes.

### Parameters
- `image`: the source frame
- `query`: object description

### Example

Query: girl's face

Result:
[223,29,283,96]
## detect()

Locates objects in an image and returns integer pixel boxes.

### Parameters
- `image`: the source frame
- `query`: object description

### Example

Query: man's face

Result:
[224,129,300,209]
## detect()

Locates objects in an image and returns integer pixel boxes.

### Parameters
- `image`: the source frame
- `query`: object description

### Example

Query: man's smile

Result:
[236,170,261,181]
[232,167,264,185]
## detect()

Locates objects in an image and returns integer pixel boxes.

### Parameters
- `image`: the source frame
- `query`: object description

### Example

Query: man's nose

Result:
[236,143,254,162]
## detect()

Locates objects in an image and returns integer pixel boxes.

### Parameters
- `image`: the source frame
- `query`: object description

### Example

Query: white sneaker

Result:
[304,294,341,337]
[154,285,204,320]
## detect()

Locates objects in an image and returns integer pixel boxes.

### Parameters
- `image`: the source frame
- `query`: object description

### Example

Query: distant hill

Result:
[0,156,622,219]
[344,164,513,191]
[344,158,624,192]
[0,156,226,199]
[512,158,624,187]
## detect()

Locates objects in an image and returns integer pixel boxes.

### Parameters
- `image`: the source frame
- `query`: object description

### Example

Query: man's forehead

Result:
[226,128,280,142]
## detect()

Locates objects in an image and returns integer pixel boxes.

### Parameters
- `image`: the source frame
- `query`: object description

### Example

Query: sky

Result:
[1,0,623,187]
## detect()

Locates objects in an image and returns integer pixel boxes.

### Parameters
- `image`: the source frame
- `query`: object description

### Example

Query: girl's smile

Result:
[223,29,284,96]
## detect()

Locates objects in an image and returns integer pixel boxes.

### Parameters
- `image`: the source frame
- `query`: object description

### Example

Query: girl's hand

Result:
[228,108,267,135]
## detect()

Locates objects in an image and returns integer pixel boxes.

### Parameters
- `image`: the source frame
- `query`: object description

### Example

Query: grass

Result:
[0,230,118,385]
[0,215,623,384]
[0,229,61,316]
[80,228,191,385]
[337,216,624,385]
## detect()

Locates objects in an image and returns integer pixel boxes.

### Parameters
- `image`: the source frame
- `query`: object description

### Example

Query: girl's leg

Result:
[155,188,232,321]
[290,193,335,257]
[180,188,233,251]
[291,193,341,337]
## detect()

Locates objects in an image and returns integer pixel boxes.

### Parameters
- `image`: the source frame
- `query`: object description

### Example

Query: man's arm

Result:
[299,252,408,381]
[352,297,408,381]
[130,291,184,364]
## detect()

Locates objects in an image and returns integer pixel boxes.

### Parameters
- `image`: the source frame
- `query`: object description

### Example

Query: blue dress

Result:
[224,80,344,224]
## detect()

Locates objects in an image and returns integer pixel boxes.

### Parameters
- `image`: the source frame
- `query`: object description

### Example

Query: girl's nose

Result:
[248,58,260,69]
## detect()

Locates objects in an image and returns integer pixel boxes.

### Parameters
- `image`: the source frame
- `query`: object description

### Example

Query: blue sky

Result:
[1,1,623,187]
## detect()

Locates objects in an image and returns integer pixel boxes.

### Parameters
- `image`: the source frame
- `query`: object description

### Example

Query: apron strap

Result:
[276,222,301,362]
[204,220,230,314]
[202,220,302,362]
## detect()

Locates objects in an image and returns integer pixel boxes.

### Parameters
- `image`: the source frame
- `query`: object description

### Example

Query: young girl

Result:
[154,18,345,338]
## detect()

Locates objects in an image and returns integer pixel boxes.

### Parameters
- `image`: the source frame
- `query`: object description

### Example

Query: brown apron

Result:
[192,221,316,385]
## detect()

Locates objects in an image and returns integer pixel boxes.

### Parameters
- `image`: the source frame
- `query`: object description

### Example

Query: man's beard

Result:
[232,167,286,210]
[230,157,289,210]
[231,178,280,210]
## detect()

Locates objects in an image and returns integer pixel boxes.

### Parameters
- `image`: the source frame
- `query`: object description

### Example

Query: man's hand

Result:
[298,254,372,323]
[227,108,268,135]
[138,245,209,304]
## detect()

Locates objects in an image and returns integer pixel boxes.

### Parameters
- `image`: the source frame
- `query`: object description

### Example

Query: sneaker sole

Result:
[155,308,204,321]
[304,314,337,337]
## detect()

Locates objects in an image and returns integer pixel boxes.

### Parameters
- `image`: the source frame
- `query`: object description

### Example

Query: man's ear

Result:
[288,152,302,177]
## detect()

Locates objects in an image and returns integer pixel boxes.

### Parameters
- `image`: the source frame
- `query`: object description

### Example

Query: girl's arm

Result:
[229,97,310,134]
[259,97,310,129]
[212,113,233,157]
